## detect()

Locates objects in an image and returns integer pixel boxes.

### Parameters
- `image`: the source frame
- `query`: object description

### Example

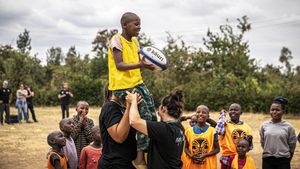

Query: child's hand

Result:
[80,113,87,125]
[140,58,156,71]
[192,154,201,164]
[197,154,207,161]
[192,153,206,163]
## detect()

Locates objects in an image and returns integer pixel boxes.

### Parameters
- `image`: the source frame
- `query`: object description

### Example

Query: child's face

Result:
[76,104,89,116]
[189,115,197,127]
[229,104,242,122]
[270,103,283,121]
[236,139,249,156]
[124,16,141,37]
[63,119,74,134]
[54,132,66,148]
[195,107,209,124]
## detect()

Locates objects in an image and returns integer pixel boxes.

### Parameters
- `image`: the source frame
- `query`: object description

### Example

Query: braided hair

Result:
[273,96,288,113]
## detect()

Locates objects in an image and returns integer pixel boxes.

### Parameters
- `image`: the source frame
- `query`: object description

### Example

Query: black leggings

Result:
[27,102,37,121]
[263,156,291,169]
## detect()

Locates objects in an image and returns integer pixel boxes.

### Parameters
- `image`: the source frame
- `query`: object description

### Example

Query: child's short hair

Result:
[59,118,71,131]
[197,105,209,112]
[91,125,100,134]
[230,103,242,111]
[47,131,62,147]
[76,101,89,108]
[120,12,138,26]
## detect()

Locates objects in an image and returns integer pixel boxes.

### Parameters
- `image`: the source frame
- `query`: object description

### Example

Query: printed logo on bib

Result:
[231,129,247,144]
[192,138,209,164]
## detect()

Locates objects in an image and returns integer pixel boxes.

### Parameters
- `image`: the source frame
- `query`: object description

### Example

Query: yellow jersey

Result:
[108,34,143,90]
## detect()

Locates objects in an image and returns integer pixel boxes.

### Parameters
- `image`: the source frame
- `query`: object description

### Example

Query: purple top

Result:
[62,137,78,169]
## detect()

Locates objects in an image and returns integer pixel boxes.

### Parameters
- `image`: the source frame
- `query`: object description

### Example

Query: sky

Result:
[0,0,299,67]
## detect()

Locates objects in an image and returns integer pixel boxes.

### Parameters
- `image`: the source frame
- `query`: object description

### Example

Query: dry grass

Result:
[0,107,299,169]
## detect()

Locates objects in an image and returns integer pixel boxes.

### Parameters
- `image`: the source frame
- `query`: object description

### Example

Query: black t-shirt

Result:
[147,120,185,169]
[0,87,11,104]
[26,89,33,103]
[98,101,137,168]
[59,89,71,105]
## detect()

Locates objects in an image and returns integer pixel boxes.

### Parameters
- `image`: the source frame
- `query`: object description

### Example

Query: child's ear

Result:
[50,138,56,145]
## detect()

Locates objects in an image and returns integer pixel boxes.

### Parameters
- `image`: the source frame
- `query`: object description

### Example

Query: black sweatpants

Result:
[61,104,69,119]
[0,103,10,124]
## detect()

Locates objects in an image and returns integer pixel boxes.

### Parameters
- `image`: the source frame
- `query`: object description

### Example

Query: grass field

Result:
[0,106,299,169]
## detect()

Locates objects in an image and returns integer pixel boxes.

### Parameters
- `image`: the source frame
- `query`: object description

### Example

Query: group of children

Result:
[47,101,102,169]
[181,103,255,169]
[46,11,299,169]
[181,97,298,169]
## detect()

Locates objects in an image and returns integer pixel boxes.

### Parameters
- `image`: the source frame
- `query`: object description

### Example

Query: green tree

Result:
[46,47,64,66]
[16,29,31,54]
[279,47,293,75]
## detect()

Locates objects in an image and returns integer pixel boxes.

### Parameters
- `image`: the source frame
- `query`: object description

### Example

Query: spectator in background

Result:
[16,83,30,123]
[0,80,12,125]
[58,82,74,119]
[26,85,38,122]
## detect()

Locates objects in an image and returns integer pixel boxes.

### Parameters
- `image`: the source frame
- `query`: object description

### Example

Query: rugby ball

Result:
[140,46,167,71]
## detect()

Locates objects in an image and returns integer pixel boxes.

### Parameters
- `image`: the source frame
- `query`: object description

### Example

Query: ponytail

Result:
[161,90,185,119]
[103,82,112,105]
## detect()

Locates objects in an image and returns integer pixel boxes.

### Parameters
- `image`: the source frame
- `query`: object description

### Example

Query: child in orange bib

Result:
[216,103,252,169]
[228,137,256,169]
[181,105,220,169]
[47,131,69,169]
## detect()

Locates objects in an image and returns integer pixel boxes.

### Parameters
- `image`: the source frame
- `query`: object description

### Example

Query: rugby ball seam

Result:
[141,46,167,70]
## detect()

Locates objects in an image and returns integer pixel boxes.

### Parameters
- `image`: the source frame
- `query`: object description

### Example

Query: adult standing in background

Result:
[0,80,12,125]
[16,83,29,123]
[58,82,73,119]
[26,85,38,122]
[260,96,297,169]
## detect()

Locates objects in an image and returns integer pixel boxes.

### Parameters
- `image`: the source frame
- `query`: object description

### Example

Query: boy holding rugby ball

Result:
[107,12,156,168]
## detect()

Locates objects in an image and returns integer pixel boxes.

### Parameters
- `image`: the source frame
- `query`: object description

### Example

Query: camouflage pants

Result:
[113,83,157,150]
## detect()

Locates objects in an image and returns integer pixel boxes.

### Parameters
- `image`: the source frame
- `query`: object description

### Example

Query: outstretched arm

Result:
[215,110,227,136]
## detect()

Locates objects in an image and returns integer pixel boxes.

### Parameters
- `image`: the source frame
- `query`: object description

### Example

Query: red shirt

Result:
[79,145,102,169]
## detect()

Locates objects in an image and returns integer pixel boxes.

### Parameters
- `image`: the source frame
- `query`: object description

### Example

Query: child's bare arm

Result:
[112,48,142,70]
